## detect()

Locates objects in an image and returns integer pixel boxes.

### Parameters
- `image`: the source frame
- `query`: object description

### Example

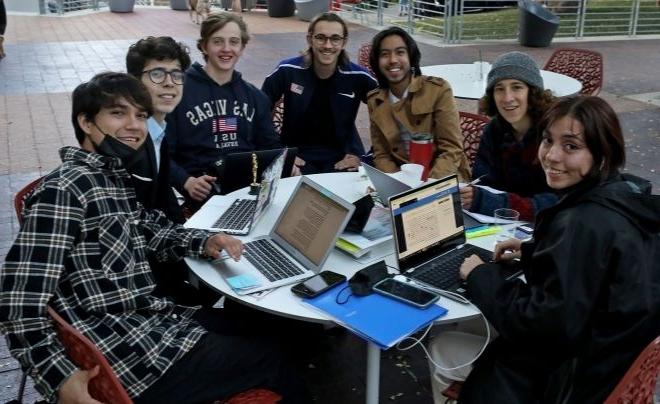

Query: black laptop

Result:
[214,147,297,195]
[388,174,520,301]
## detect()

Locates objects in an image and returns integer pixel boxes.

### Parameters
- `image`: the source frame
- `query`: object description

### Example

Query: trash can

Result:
[518,0,560,47]
[294,0,330,21]
[170,0,188,10]
[267,0,296,17]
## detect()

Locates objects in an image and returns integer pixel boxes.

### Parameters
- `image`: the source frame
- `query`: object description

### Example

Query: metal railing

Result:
[338,0,660,43]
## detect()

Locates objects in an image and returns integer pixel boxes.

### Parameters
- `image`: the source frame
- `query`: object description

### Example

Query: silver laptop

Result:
[210,149,287,235]
[362,163,411,207]
[214,176,356,295]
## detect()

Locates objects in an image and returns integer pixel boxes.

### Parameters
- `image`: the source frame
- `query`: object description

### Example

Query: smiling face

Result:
[307,21,346,70]
[78,97,149,151]
[201,21,245,78]
[377,34,411,90]
[493,79,531,134]
[140,59,183,123]
[538,115,595,190]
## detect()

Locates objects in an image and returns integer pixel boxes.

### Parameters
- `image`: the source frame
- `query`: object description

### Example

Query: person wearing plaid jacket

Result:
[0,72,308,404]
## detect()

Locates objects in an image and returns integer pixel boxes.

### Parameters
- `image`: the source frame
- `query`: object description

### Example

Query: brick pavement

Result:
[0,6,659,403]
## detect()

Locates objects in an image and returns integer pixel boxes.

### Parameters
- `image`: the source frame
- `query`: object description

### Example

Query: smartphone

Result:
[514,224,534,240]
[291,271,346,298]
[372,278,440,309]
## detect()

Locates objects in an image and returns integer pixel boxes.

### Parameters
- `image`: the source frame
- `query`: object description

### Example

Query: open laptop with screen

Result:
[389,175,519,300]
[364,163,482,229]
[214,176,355,295]
[216,147,298,195]
[209,149,287,235]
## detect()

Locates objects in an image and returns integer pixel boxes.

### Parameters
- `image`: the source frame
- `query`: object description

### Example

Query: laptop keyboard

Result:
[213,199,256,232]
[244,239,305,282]
[411,245,493,293]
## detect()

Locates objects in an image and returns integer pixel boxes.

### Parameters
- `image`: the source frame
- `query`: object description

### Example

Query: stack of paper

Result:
[336,206,393,258]
[303,282,447,349]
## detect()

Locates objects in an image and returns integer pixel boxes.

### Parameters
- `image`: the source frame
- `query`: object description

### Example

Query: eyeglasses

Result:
[312,34,345,46]
[142,68,185,85]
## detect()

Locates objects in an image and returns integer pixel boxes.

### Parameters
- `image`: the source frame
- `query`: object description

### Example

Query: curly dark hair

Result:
[368,26,421,89]
[478,85,555,131]
[126,36,191,78]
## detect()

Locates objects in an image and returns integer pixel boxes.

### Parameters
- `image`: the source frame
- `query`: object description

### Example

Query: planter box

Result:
[109,0,136,12]
[170,0,189,10]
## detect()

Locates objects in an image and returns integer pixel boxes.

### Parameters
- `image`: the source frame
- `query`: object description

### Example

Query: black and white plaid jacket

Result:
[0,146,211,401]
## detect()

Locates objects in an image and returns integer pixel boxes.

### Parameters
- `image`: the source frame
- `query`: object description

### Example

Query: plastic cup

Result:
[494,208,520,242]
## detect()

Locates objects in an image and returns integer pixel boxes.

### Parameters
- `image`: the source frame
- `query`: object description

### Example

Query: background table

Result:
[184,171,507,404]
[420,63,583,99]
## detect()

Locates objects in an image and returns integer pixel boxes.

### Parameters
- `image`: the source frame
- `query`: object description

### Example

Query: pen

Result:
[467,174,486,187]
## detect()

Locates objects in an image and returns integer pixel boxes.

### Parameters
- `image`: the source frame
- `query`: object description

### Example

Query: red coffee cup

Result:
[409,133,434,181]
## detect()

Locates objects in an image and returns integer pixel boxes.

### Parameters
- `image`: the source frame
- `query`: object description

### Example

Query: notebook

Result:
[303,281,447,349]
[209,149,287,235]
[216,147,298,195]
[363,163,482,229]
[214,176,355,295]
[388,174,520,301]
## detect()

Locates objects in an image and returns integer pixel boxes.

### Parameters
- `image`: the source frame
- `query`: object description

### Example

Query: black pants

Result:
[134,309,312,404]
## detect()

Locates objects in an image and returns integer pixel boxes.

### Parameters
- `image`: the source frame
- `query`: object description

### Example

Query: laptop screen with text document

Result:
[389,175,466,271]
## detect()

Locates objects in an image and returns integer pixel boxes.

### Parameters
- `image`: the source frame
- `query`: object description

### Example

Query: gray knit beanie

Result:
[486,51,544,90]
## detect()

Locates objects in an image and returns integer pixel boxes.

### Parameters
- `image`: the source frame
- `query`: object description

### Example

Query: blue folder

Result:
[303,281,448,349]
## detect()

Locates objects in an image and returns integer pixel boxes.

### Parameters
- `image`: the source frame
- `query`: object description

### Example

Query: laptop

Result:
[388,174,520,300]
[214,176,356,295]
[215,147,298,195]
[363,163,482,229]
[210,149,287,235]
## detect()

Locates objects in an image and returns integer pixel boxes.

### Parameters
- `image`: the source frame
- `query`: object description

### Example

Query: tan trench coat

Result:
[367,75,471,181]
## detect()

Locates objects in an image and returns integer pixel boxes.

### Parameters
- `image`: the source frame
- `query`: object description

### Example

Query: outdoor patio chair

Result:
[272,97,284,135]
[357,42,375,77]
[458,111,490,169]
[543,48,603,96]
[14,176,44,226]
[603,335,660,404]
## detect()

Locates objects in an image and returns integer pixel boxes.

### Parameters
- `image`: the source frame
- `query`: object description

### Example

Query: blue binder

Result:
[303,281,448,349]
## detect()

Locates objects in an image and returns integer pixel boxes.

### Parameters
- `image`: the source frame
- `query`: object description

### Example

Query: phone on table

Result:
[514,224,534,240]
[372,278,440,309]
[291,270,346,298]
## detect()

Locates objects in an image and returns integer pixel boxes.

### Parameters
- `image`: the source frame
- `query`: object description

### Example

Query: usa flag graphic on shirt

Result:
[213,116,238,133]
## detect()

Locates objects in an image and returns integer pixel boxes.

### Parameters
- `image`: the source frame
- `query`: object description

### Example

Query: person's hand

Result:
[460,254,485,280]
[291,157,305,176]
[460,186,475,209]
[493,238,523,262]
[204,233,243,261]
[184,175,217,202]
[58,366,104,404]
[334,154,360,172]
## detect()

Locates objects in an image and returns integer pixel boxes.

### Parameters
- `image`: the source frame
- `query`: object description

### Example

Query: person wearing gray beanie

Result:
[486,51,544,91]
[460,50,557,224]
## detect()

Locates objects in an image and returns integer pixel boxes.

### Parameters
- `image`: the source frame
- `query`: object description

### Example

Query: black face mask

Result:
[92,125,153,179]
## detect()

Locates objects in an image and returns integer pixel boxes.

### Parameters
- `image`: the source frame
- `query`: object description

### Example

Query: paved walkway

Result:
[0,6,659,403]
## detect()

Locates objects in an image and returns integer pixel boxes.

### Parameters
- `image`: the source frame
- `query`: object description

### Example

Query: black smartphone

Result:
[372,278,440,309]
[514,224,534,240]
[291,271,346,298]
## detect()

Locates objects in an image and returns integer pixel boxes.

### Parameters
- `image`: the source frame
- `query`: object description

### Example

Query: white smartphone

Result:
[372,278,440,309]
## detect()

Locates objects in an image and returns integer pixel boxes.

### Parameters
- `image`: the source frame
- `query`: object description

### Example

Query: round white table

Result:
[184,172,505,404]
[420,63,582,99]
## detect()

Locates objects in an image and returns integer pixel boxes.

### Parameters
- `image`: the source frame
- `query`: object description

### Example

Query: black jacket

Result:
[461,174,660,404]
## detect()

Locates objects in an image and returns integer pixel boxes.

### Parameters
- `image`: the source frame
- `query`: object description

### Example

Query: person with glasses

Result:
[166,12,281,211]
[367,26,470,182]
[262,12,377,175]
[127,36,223,307]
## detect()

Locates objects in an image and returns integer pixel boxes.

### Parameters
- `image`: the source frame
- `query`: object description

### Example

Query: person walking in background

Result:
[460,51,557,221]
[0,0,7,59]
[367,26,470,181]
[166,12,281,212]
[262,12,377,175]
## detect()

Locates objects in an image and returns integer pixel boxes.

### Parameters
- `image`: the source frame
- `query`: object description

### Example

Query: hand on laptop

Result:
[292,157,305,176]
[335,154,360,171]
[493,239,522,262]
[184,175,217,201]
[204,234,244,261]
[459,255,485,280]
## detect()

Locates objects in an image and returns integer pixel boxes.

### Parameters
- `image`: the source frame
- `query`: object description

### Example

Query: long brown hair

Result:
[479,85,555,130]
[301,12,350,68]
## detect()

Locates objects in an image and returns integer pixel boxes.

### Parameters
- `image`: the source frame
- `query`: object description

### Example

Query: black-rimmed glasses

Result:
[312,34,345,46]
[142,68,185,85]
